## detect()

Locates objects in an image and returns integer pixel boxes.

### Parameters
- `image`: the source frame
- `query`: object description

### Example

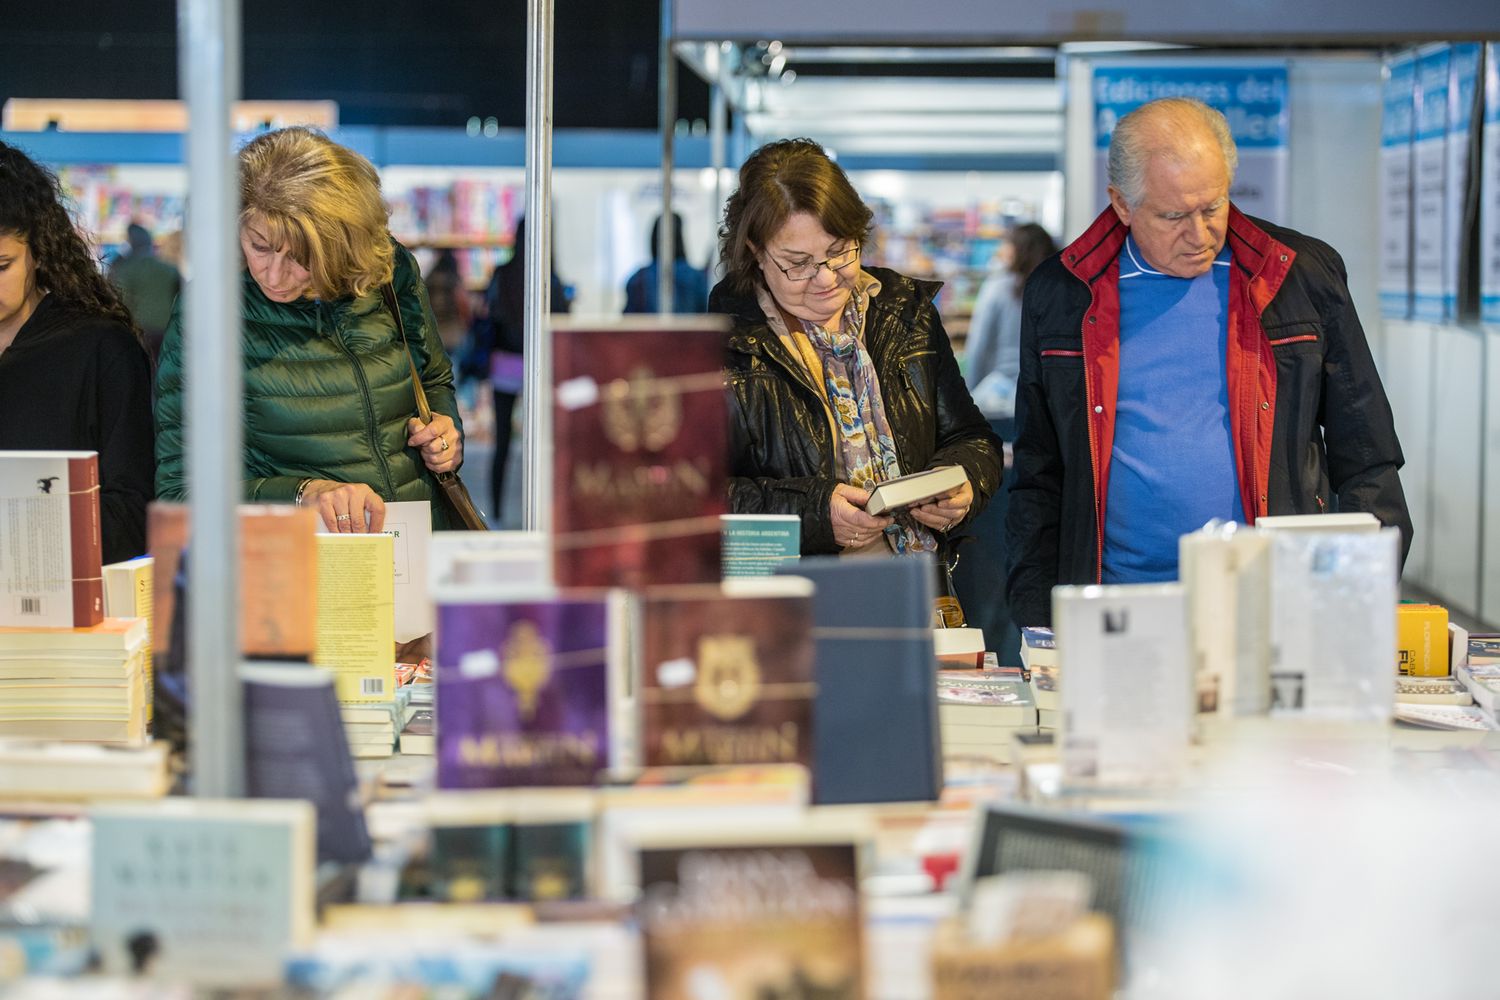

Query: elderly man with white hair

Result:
[1005,97,1412,628]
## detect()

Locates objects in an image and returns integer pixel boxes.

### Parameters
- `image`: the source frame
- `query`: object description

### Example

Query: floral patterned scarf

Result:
[764,279,937,555]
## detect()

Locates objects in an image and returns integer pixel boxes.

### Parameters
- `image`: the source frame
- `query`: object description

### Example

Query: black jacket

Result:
[713,266,1004,555]
[0,295,155,563]
[1006,207,1412,628]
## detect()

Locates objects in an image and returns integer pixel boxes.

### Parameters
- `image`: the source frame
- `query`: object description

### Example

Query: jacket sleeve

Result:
[725,380,842,554]
[153,300,187,503]
[155,296,307,504]
[395,246,466,467]
[1316,246,1414,564]
[1005,278,1066,628]
[923,306,1004,527]
[95,325,156,562]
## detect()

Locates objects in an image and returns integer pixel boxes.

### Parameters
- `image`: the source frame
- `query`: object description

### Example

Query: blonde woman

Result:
[155,127,464,531]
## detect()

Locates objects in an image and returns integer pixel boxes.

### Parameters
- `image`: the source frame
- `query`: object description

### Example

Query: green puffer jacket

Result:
[155,244,465,529]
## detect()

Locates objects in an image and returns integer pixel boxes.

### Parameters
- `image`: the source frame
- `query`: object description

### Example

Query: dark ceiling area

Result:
[0,1,712,129]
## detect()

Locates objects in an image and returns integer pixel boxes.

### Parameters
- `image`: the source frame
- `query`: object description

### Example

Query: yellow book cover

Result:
[103,556,153,723]
[1398,604,1449,677]
[315,534,396,703]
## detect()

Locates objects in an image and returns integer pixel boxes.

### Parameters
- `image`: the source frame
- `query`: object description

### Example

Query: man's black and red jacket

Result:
[1005,205,1413,628]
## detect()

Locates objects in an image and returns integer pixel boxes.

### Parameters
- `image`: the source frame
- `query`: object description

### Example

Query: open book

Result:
[864,465,967,516]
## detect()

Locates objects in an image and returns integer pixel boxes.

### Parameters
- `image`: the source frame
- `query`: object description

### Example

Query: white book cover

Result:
[1054,583,1191,786]
[90,797,315,985]
[1267,528,1400,722]
[0,450,103,628]
[1179,524,1272,717]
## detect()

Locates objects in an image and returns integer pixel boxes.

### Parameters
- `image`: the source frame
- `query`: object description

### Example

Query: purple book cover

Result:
[437,599,609,789]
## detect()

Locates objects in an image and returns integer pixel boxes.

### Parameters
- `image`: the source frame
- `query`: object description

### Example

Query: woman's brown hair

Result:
[717,138,873,297]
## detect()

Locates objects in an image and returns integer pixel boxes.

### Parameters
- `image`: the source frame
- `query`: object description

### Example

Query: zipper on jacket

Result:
[325,300,398,500]
[1082,316,1104,584]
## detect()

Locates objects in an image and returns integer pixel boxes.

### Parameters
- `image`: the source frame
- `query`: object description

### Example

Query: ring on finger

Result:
[439,436,449,452]
[336,513,352,522]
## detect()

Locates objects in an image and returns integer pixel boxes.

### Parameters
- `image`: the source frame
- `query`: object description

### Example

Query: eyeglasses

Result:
[766,244,861,282]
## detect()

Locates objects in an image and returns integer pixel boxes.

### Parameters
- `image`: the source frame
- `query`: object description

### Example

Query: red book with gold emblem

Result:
[639,580,816,770]
[552,317,730,588]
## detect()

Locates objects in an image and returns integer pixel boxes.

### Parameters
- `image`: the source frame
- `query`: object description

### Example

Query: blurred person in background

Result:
[712,137,1003,556]
[963,222,1057,422]
[0,141,155,562]
[108,221,181,364]
[423,247,471,359]
[155,127,464,532]
[623,212,709,314]
[484,214,569,526]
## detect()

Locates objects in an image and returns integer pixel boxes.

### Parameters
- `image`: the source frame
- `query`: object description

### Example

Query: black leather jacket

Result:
[712,266,1004,555]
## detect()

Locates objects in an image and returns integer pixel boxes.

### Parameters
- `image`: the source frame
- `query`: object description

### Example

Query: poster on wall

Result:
[1483,44,1500,326]
[1381,52,1418,321]
[1091,63,1288,223]
[1445,45,1482,321]
[1412,45,1451,322]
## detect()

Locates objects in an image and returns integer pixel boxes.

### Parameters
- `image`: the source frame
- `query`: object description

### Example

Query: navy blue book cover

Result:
[777,556,942,804]
[240,662,373,864]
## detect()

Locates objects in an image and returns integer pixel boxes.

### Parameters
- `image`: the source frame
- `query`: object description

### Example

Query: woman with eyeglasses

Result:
[712,138,1003,556]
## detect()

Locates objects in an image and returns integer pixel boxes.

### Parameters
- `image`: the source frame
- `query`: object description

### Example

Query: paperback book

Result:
[0,451,102,628]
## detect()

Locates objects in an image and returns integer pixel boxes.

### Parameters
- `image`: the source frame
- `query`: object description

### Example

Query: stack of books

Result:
[936,666,1038,764]
[0,617,149,745]
[1454,634,1500,724]
[340,688,413,760]
[0,738,170,800]
[1020,627,1060,734]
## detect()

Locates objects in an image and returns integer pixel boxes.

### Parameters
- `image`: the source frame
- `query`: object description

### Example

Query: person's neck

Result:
[0,288,45,352]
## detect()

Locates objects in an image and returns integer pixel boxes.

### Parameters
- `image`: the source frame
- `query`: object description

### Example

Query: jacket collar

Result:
[1061,203,1295,311]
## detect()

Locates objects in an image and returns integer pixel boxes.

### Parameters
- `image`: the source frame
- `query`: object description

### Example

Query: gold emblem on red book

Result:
[695,634,760,721]
[603,366,681,452]
[503,621,551,720]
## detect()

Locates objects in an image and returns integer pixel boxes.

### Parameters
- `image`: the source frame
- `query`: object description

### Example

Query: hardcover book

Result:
[1053,583,1192,786]
[436,598,610,788]
[90,798,316,986]
[777,557,942,804]
[0,451,103,628]
[552,317,730,588]
[240,662,372,865]
[863,464,966,517]
[937,668,1037,727]
[639,840,865,1000]
[640,581,816,771]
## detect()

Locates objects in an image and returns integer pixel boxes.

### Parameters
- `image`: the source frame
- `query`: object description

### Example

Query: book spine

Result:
[69,455,104,627]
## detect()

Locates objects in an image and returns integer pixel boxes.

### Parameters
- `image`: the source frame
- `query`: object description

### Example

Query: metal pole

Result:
[709,78,728,283]
[178,0,243,797]
[522,0,554,534]
[657,0,676,314]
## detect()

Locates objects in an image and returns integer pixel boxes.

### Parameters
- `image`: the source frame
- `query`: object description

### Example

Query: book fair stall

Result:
[4,2,1500,997]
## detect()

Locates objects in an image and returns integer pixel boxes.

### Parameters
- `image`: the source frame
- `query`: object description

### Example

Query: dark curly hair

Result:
[0,140,140,339]
[717,138,873,298]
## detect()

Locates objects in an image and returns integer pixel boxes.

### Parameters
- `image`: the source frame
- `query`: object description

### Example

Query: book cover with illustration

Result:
[552,318,730,588]
[640,582,816,770]
[436,598,610,788]
[0,451,102,628]
[639,841,865,1000]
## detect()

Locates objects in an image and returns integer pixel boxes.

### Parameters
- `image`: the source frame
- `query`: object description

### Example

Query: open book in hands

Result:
[864,465,967,516]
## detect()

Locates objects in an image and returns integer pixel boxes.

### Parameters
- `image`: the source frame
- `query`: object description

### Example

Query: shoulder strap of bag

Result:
[380,282,434,424]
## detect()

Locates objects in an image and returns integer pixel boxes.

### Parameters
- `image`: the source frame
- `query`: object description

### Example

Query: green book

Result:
[721,514,800,578]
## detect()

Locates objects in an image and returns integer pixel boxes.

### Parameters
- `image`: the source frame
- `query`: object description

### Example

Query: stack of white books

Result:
[340,687,414,759]
[0,617,148,745]
[936,667,1038,764]
[0,738,170,800]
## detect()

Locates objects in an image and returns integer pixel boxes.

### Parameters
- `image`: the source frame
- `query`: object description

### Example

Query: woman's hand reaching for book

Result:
[909,477,973,533]
[298,480,387,533]
[830,483,894,550]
